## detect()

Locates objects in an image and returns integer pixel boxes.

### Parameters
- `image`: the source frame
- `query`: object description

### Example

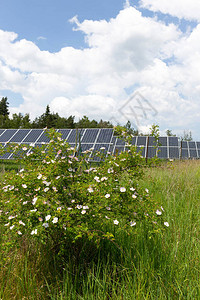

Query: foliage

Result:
[0,160,199,299]
[180,130,193,141]
[0,129,168,255]
[0,97,9,117]
[166,129,176,137]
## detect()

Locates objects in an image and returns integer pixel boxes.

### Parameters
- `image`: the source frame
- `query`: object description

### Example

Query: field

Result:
[0,159,199,299]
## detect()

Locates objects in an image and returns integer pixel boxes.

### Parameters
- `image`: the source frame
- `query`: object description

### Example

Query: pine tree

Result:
[0,97,9,117]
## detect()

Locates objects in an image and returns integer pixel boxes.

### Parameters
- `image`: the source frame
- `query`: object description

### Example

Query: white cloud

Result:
[0,5,200,138]
[50,95,116,120]
[140,0,200,22]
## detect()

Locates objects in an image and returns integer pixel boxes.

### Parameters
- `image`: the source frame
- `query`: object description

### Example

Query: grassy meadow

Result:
[0,160,199,299]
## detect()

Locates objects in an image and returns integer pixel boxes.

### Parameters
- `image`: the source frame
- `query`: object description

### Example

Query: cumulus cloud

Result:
[140,0,200,22]
[0,5,200,138]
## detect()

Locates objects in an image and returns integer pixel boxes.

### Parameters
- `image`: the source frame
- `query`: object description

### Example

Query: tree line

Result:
[0,97,139,134]
[0,97,115,129]
[0,97,193,140]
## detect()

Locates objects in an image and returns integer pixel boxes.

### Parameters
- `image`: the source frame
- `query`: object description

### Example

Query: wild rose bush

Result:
[0,129,169,249]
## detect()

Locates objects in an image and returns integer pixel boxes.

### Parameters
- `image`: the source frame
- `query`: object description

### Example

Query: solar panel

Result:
[66,129,85,144]
[37,131,51,143]
[188,141,196,149]
[181,141,188,148]
[96,128,113,143]
[181,149,189,159]
[131,136,136,145]
[147,147,156,158]
[0,129,18,142]
[9,129,31,143]
[114,146,125,155]
[23,129,43,142]
[136,146,146,157]
[0,144,12,159]
[137,136,147,146]
[0,128,200,161]
[158,137,167,147]
[189,149,197,158]
[157,147,168,159]
[81,128,99,143]
[169,147,179,158]
[80,144,94,152]
[168,137,178,147]
[116,138,126,146]
[0,129,6,137]
[57,129,71,140]
[148,136,156,146]
[196,142,200,149]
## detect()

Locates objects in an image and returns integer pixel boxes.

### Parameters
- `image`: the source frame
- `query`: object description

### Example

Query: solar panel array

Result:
[180,141,200,159]
[111,136,180,159]
[0,128,114,161]
[0,128,199,160]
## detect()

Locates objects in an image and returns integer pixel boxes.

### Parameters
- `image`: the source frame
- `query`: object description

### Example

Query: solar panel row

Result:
[112,136,180,159]
[0,129,200,160]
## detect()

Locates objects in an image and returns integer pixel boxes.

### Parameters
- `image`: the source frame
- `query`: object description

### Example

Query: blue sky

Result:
[0,0,127,51]
[0,0,200,139]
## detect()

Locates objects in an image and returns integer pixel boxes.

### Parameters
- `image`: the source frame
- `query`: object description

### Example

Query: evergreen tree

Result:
[0,97,9,117]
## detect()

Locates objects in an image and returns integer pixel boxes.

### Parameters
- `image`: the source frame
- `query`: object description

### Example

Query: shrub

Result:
[0,129,168,254]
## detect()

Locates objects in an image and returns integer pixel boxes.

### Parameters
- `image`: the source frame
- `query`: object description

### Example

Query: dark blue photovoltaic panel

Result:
[91,143,109,161]
[81,129,99,143]
[68,143,76,148]
[158,137,167,147]
[168,137,178,147]
[67,129,84,143]
[137,136,147,146]
[181,141,188,148]
[116,138,125,146]
[198,150,200,158]
[196,142,200,149]
[169,147,179,158]
[158,147,168,159]
[37,131,51,143]
[0,129,18,142]
[147,147,156,158]
[111,136,117,143]
[9,129,30,143]
[96,128,113,143]
[189,149,197,158]
[188,141,196,149]
[57,129,71,140]
[0,143,6,158]
[80,144,94,152]
[148,137,156,146]
[0,129,5,136]
[23,129,43,142]
[34,143,44,148]
[136,146,146,157]
[114,146,125,155]
[181,149,189,158]
[131,136,136,145]
[0,144,12,159]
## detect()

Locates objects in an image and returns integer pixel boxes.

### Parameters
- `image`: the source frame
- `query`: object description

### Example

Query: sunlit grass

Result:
[0,160,199,299]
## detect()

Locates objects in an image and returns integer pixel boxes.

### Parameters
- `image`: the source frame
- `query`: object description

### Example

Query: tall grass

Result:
[0,160,199,299]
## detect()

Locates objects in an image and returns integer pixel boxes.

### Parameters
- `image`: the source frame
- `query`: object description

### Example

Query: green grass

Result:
[0,160,199,299]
